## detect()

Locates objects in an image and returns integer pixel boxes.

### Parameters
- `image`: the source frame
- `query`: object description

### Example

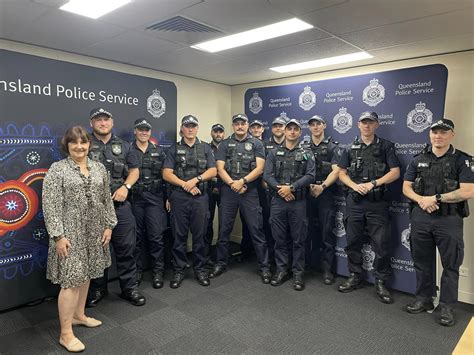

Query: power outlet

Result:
[459,267,469,277]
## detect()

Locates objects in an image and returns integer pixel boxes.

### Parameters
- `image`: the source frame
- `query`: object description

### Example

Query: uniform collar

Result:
[92,133,117,145]
[231,133,252,142]
[428,144,455,158]
[180,137,201,147]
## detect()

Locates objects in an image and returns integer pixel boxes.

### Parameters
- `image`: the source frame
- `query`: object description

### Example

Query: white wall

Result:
[231,51,474,304]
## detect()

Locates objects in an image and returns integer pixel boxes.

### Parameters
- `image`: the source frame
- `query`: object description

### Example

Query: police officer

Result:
[403,118,473,326]
[264,119,315,290]
[130,118,167,289]
[302,115,340,285]
[210,113,271,283]
[87,108,146,307]
[205,123,225,267]
[337,111,400,304]
[249,119,265,140]
[264,116,286,151]
[162,115,217,288]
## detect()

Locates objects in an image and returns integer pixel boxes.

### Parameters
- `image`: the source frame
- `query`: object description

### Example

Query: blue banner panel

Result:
[0,49,177,311]
[245,64,448,294]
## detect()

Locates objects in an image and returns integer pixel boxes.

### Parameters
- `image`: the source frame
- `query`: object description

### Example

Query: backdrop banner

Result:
[0,49,177,311]
[245,64,448,294]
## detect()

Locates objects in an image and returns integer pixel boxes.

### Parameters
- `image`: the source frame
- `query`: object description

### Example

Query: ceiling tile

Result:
[0,0,51,38]
[268,0,348,16]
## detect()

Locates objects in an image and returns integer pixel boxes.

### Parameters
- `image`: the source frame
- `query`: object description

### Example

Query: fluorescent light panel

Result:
[191,18,313,53]
[60,0,131,19]
[270,52,373,73]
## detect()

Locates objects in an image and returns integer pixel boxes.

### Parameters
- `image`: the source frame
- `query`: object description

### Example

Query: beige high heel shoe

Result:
[72,317,102,328]
[59,337,85,352]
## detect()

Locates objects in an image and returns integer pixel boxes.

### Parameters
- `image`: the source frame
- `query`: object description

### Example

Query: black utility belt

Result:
[349,187,386,203]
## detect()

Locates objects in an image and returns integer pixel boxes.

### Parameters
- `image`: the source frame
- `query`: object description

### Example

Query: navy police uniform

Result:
[87,134,141,301]
[214,133,270,275]
[130,136,167,287]
[338,135,400,282]
[264,135,315,288]
[404,144,472,308]
[302,136,340,273]
[163,137,216,282]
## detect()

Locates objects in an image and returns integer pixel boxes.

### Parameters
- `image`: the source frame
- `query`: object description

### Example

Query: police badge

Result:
[112,143,122,155]
[249,92,263,115]
[407,101,433,133]
[332,211,346,238]
[401,224,411,251]
[244,143,253,151]
[299,86,316,111]
[362,244,375,271]
[333,107,353,134]
[147,89,166,119]
[363,78,385,107]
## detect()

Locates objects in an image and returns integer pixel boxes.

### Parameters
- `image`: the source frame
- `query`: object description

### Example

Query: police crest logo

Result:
[362,244,375,271]
[244,143,253,151]
[401,224,411,251]
[333,107,353,134]
[332,211,346,238]
[362,78,385,107]
[112,143,122,155]
[407,101,433,133]
[299,86,316,111]
[249,92,263,114]
[147,89,166,119]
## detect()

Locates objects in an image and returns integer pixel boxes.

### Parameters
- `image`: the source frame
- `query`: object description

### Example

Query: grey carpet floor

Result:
[0,261,472,354]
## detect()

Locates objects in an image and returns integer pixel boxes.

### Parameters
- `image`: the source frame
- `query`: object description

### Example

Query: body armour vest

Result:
[174,141,207,181]
[89,136,127,192]
[348,137,388,183]
[413,147,469,217]
[302,137,337,182]
[274,146,309,186]
[133,143,165,194]
[225,138,257,180]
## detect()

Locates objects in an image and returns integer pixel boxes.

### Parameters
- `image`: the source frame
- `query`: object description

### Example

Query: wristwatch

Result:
[321,183,327,190]
[243,177,248,184]
[371,180,377,188]
[290,184,296,192]
[53,235,64,242]
[196,175,203,182]
[123,183,132,190]
[435,193,442,203]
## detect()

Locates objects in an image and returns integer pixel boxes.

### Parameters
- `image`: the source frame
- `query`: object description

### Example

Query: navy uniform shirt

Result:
[264,145,316,191]
[163,137,216,172]
[131,141,166,204]
[338,135,400,170]
[263,136,284,157]
[209,141,223,191]
[91,134,139,170]
[216,133,265,161]
[404,145,474,183]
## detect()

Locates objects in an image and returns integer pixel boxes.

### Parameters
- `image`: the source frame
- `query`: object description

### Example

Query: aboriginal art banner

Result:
[0,49,177,311]
[245,64,448,294]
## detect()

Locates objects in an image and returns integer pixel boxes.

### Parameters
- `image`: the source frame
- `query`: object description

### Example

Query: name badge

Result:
[177,149,186,154]
[276,151,285,156]
[417,162,429,168]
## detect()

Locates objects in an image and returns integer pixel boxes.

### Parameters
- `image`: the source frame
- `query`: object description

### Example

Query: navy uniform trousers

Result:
[344,195,391,281]
[131,194,167,274]
[306,190,336,271]
[270,196,308,275]
[169,189,208,273]
[216,184,270,272]
[89,201,137,294]
[205,190,220,264]
[410,207,464,304]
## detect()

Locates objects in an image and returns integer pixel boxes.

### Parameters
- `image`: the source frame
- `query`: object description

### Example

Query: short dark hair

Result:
[61,126,92,155]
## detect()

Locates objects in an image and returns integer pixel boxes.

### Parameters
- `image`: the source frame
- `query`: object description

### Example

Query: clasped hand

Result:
[418,195,439,213]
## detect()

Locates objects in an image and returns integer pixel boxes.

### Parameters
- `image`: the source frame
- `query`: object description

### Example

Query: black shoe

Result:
[209,265,226,279]
[293,274,305,291]
[152,272,164,289]
[438,305,455,327]
[170,272,185,289]
[120,289,146,306]
[195,272,210,287]
[375,279,393,304]
[323,271,335,285]
[338,273,362,293]
[136,271,143,286]
[270,272,290,287]
[261,271,272,284]
[86,290,108,308]
[406,300,435,314]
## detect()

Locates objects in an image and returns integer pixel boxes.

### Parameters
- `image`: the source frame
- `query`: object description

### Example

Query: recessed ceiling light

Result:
[270,52,373,73]
[191,18,313,53]
[59,0,131,19]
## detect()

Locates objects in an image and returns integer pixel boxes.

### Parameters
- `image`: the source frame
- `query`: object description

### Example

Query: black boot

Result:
[152,272,164,289]
[86,290,108,308]
[170,272,185,289]
[406,300,435,314]
[260,270,272,284]
[120,289,146,306]
[338,273,362,293]
[375,279,393,304]
[209,265,226,278]
[438,305,455,327]
[323,270,335,285]
[195,271,210,287]
[293,274,305,291]
[270,272,290,287]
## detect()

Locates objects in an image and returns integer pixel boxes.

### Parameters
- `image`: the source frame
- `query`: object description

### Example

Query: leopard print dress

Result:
[42,157,117,288]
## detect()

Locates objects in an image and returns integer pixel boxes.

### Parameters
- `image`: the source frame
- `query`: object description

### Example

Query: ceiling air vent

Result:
[146,16,222,33]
